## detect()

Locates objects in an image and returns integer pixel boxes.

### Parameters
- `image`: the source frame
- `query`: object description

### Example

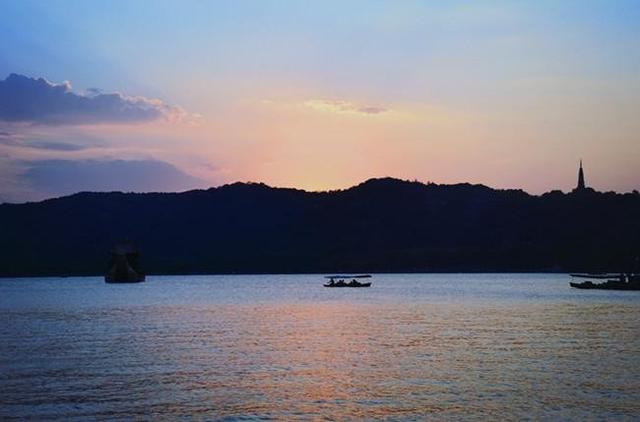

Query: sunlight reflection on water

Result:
[1,274,639,420]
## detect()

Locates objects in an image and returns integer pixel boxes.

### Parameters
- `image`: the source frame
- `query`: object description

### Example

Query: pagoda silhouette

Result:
[572,160,591,193]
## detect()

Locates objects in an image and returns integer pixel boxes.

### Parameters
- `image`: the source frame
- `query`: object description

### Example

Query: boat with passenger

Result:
[569,273,620,279]
[570,257,640,290]
[324,274,372,288]
[569,273,640,290]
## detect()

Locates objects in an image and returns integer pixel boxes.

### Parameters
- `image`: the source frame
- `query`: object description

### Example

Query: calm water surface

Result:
[1,274,639,420]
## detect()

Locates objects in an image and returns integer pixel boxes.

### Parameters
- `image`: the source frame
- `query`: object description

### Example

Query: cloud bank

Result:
[0,73,185,125]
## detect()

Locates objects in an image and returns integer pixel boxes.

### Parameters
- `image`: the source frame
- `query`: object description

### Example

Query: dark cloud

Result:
[0,73,184,125]
[22,159,208,196]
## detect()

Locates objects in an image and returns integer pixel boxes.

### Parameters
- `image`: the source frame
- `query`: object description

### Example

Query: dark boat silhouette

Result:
[570,257,640,290]
[570,273,640,290]
[569,273,619,279]
[105,241,145,283]
[324,274,372,288]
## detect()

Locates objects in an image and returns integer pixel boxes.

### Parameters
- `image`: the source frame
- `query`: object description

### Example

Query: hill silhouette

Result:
[1,178,639,276]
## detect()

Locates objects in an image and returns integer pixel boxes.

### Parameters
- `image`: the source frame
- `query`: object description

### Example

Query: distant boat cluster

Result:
[102,239,640,292]
[103,242,374,288]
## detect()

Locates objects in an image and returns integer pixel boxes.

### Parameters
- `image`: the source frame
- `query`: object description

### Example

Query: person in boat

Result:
[349,279,359,287]
[327,278,335,286]
[336,279,346,287]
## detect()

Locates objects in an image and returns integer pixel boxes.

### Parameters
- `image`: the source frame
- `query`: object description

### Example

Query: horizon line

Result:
[4,176,636,206]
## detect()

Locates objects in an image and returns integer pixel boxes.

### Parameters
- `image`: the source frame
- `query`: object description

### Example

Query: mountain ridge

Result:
[1,177,638,276]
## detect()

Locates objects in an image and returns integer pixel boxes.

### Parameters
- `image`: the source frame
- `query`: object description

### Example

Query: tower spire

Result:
[576,159,586,191]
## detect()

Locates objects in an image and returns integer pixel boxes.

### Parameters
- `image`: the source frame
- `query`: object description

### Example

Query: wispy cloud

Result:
[0,73,187,125]
[303,99,389,116]
[262,98,390,116]
[1,139,89,151]
[0,131,94,151]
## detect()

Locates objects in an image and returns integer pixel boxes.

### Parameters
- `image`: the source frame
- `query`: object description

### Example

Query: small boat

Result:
[324,274,372,288]
[570,273,640,290]
[105,241,146,283]
[569,273,620,279]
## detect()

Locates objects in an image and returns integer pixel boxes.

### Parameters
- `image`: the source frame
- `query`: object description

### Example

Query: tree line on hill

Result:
[1,178,639,276]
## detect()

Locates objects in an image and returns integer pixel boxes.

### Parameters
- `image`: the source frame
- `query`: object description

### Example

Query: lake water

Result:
[1,274,639,420]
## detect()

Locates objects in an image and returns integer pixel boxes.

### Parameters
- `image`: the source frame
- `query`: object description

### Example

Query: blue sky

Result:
[1,1,639,201]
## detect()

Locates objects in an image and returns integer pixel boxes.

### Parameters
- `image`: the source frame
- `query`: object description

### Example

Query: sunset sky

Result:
[1,0,639,202]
